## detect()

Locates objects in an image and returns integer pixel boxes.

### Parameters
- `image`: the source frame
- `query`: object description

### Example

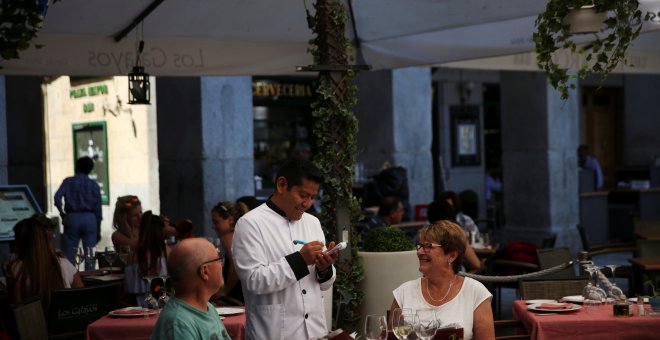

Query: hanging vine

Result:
[307,0,364,331]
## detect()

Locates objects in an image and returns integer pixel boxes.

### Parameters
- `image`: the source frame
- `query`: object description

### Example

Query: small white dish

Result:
[525,299,557,305]
[109,307,158,317]
[216,307,244,316]
[528,303,581,313]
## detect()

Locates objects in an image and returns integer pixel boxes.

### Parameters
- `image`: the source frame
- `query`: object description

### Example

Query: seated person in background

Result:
[111,195,143,249]
[578,144,603,190]
[390,221,494,340]
[124,211,171,306]
[236,196,262,211]
[361,196,404,240]
[427,200,481,271]
[211,201,244,305]
[438,191,479,238]
[151,238,230,340]
[7,214,84,311]
[174,219,194,240]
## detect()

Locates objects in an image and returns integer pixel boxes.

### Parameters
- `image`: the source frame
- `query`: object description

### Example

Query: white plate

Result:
[216,307,244,316]
[560,295,584,304]
[525,299,557,305]
[109,307,158,317]
[528,303,582,313]
[628,297,649,303]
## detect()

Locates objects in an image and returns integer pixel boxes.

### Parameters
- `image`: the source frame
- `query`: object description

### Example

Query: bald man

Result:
[151,238,230,340]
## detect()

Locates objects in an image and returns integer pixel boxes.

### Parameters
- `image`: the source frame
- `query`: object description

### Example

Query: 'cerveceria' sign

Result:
[252,80,314,98]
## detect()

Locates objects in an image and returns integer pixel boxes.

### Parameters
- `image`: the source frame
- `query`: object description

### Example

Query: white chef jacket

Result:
[233,201,335,340]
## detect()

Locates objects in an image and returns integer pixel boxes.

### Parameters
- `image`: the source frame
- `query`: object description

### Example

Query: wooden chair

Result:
[519,276,589,300]
[536,247,575,278]
[12,295,48,340]
[48,282,120,339]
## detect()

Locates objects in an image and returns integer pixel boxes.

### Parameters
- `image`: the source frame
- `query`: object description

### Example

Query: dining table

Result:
[512,299,660,339]
[86,306,246,340]
[634,228,660,240]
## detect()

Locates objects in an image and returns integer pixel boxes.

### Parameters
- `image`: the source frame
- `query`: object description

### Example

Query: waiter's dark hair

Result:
[276,158,323,188]
[75,156,94,174]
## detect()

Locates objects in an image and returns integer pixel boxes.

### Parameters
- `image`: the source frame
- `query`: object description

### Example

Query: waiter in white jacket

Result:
[233,158,338,340]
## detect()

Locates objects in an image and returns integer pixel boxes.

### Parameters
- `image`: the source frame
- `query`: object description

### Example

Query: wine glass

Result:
[364,314,387,340]
[415,308,439,340]
[391,308,415,340]
[142,276,162,310]
[74,247,85,271]
[104,246,118,272]
[606,264,625,300]
[84,246,97,270]
[118,245,131,265]
[582,264,607,311]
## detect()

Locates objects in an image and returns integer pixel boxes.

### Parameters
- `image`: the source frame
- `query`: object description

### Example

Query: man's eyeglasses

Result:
[199,257,222,270]
[415,242,442,252]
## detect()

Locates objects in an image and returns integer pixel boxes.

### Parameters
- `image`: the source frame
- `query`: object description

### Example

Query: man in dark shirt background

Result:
[54,156,102,269]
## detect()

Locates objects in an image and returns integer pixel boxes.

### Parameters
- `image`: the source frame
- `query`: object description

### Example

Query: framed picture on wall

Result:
[72,121,110,204]
[450,105,481,167]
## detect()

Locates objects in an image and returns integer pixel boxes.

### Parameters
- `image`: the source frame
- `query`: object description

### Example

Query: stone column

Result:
[355,67,434,213]
[500,71,580,252]
[0,76,7,184]
[156,76,253,236]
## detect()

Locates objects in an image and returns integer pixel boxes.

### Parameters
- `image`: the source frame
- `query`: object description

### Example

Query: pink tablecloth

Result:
[512,300,660,340]
[86,306,245,340]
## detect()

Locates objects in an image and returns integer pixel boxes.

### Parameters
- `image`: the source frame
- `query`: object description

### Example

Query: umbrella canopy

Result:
[2,0,660,76]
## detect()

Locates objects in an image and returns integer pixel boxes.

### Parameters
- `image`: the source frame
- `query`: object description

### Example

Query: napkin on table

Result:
[537,303,574,310]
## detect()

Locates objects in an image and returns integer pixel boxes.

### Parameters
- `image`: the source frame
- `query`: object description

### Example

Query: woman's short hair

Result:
[419,220,467,273]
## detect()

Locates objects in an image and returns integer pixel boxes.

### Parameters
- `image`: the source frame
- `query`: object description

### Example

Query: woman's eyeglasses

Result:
[415,242,442,252]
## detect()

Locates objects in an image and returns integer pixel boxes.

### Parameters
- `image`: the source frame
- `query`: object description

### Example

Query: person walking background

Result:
[54,156,102,269]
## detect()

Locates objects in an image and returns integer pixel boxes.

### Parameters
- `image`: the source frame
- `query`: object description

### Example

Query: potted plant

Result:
[644,280,660,312]
[533,0,647,100]
[358,227,417,333]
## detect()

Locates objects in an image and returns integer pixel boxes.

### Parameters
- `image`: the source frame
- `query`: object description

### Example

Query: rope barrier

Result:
[459,261,575,283]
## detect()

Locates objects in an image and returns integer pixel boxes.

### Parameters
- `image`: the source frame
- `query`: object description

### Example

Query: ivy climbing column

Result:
[307,0,364,331]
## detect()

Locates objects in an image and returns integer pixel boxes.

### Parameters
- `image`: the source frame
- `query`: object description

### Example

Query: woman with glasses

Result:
[7,214,84,311]
[390,220,494,340]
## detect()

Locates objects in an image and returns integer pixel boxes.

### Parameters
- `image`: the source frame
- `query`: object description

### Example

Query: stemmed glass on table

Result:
[606,264,625,301]
[391,308,415,340]
[84,247,97,270]
[582,264,607,311]
[118,245,131,266]
[364,314,387,340]
[104,246,118,272]
[74,247,85,271]
[414,308,440,340]
[142,275,162,310]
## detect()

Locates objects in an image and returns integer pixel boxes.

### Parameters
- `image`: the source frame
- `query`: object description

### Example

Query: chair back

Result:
[635,239,660,257]
[540,234,557,249]
[48,282,120,336]
[12,295,48,340]
[519,276,589,300]
[536,247,575,278]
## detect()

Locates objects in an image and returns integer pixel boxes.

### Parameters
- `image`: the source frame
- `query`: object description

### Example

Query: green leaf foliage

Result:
[0,0,44,66]
[533,0,646,100]
[362,227,415,252]
[307,0,364,331]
